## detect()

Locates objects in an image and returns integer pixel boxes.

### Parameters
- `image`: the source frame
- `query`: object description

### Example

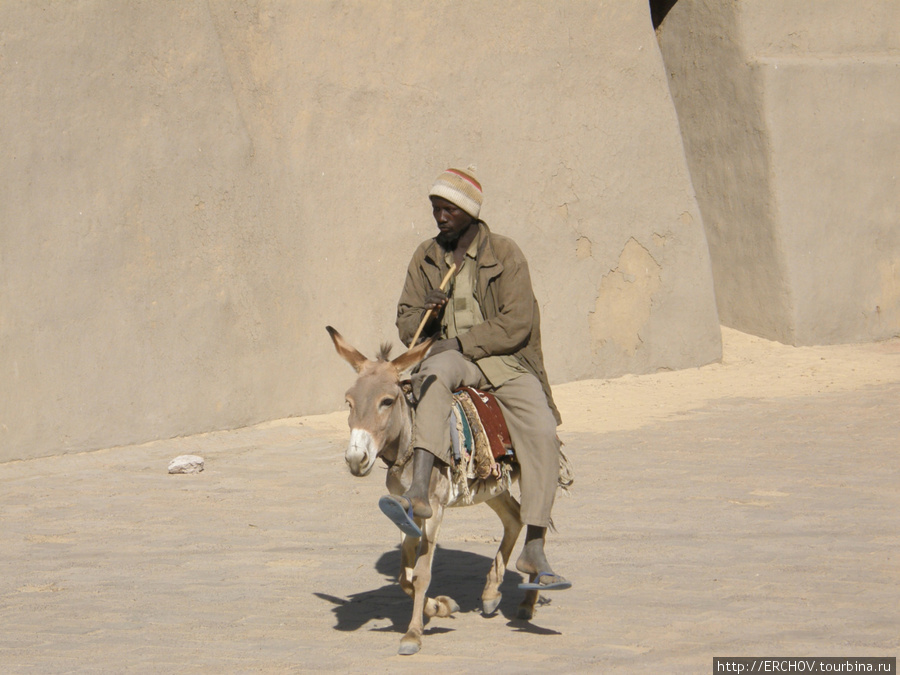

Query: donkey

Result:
[327,325,549,655]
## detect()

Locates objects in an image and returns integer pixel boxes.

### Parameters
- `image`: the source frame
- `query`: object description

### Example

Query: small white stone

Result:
[168,455,205,474]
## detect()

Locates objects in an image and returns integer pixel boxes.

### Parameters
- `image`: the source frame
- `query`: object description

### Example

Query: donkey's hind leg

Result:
[517,585,540,621]
[481,491,524,616]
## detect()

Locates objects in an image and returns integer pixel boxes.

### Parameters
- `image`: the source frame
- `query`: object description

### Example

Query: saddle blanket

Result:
[450,387,514,480]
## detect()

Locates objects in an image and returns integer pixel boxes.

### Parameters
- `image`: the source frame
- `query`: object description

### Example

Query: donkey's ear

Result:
[391,338,434,374]
[326,326,369,373]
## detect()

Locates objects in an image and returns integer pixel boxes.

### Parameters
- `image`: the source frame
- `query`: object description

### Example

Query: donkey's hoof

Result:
[425,595,459,618]
[482,594,502,615]
[436,595,460,616]
[398,640,421,656]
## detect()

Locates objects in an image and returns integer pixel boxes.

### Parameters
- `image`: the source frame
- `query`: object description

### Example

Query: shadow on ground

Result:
[314,544,558,635]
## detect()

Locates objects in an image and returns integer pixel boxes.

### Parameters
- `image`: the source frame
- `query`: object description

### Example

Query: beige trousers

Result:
[411,351,560,527]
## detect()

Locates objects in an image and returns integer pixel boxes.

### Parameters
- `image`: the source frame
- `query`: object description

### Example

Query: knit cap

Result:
[429,166,483,218]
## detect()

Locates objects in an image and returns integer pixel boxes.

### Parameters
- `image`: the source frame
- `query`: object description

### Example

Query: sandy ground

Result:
[1,328,898,673]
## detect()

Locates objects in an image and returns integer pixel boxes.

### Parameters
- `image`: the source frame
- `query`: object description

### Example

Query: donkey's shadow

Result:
[314,545,556,635]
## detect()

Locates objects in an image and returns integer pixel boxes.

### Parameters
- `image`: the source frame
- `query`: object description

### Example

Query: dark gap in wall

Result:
[649,0,679,29]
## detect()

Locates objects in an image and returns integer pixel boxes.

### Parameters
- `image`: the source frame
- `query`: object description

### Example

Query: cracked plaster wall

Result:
[1,0,721,459]
[591,238,663,360]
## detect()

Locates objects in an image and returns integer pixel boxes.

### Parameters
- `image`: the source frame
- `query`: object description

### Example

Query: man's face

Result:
[431,196,475,247]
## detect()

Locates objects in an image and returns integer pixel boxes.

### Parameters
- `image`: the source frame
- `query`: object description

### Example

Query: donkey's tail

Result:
[557,442,574,494]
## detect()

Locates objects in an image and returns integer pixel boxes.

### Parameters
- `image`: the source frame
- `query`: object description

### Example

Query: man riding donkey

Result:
[379,166,572,592]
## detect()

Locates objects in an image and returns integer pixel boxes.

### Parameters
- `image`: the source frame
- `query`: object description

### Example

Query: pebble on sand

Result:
[167,455,205,474]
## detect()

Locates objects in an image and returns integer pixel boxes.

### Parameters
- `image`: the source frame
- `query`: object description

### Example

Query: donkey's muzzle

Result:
[345,428,377,477]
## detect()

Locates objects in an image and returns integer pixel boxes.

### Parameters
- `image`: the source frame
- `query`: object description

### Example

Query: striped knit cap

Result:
[429,166,483,218]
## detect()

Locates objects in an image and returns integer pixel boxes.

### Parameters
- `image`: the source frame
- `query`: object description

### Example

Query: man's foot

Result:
[402,448,435,519]
[515,529,572,591]
[518,572,572,591]
[403,493,433,519]
[379,495,427,537]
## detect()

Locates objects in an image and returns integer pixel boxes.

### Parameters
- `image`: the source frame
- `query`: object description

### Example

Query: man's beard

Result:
[436,231,460,250]
[435,221,473,250]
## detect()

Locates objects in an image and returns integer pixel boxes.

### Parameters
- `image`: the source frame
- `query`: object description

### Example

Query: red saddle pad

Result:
[454,386,513,460]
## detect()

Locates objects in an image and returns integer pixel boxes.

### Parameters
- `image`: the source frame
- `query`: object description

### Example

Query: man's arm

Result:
[457,241,535,359]
[396,247,442,346]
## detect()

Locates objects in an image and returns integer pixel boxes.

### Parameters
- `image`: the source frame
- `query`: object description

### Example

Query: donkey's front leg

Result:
[397,517,458,620]
[398,508,456,655]
[398,532,419,600]
[481,491,524,615]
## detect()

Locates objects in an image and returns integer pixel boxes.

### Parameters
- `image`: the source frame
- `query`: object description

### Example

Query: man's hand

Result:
[429,338,461,356]
[424,289,449,311]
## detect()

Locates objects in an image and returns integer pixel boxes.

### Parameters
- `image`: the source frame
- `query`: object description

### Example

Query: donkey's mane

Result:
[376,343,393,362]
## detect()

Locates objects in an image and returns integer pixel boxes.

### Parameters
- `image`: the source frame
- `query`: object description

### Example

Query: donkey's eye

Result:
[379,396,396,409]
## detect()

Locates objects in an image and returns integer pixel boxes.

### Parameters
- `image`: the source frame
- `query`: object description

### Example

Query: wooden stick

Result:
[410,263,457,346]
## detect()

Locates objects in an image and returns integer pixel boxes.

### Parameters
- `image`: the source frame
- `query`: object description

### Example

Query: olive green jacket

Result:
[396,221,561,425]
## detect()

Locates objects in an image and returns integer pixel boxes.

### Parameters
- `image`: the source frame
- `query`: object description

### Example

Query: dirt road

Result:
[2,329,898,673]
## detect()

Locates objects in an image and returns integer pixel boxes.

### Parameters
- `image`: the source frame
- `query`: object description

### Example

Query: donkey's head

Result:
[326,326,432,477]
